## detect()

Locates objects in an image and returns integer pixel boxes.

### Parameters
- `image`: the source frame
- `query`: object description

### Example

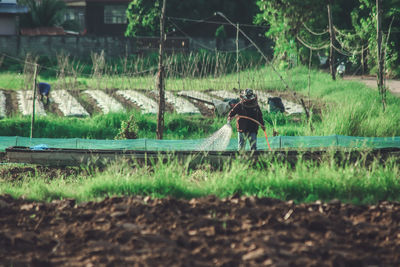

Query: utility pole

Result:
[376,0,385,110]
[327,1,336,81]
[30,63,38,139]
[156,0,166,139]
[236,23,240,90]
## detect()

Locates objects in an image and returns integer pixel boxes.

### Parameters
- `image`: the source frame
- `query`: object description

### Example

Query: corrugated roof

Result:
[0,3,28,14]
[85,0,130,3]
[20,27,66,36]
[63,0,86,7]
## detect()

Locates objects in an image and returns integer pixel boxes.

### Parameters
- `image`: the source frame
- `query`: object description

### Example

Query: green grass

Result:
[0,112,232,139]
[2,60,400,138]
[1,156,399,204]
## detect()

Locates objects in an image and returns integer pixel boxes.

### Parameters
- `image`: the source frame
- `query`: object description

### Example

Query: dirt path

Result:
[1,195,399,266]
[344,76,400,96]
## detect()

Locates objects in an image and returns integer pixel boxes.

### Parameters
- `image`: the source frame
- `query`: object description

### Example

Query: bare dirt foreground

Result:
[1,195,400,267]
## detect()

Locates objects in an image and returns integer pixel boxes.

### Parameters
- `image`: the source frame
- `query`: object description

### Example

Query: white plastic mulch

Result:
[253,90,274,110]
[16,90,46,116]
[177,90,214,109]
[84,90,124,114]
[210,90,304,115]
[116,90,158,114]
[51,90,89,117]
[255,90,304,115]
[153,90,200,114]
[209,90,239,100]
[0,90,6,118]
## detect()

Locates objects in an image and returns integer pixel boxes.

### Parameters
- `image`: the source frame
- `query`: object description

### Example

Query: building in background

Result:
[63,0,86,32]
[85,0,130,36]
[0,0,28,35]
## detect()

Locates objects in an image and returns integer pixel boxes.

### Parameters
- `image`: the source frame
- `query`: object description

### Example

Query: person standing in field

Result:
[227,89,265,151]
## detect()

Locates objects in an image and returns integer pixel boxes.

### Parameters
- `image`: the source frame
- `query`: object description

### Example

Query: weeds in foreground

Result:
[1,155,399,204]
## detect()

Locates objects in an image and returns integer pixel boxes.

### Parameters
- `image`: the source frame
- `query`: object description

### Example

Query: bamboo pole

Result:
[327,1,336,81]
[30,63,38,139]
[236,23,240,90]
[376,0,385,110]
[156,0,167,140]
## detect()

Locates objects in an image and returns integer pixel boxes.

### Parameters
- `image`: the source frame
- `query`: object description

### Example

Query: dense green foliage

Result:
[255,0,400,76]
[1,156,399,204]
[125,0,260,37]
[19,0,66,28]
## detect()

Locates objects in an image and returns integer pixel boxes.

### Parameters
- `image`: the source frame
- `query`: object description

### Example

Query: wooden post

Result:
[361,44,365,76]
[236,23,240,90]
[30,63,38,139]
[327,1,336,81]
[156,0,167,140]
[308,48,312,108]
[376,0,385,110]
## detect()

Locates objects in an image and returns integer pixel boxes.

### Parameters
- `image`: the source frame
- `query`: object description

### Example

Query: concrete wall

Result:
[0,35,136,58]
[0,16,16,35]
[0,35,263,59]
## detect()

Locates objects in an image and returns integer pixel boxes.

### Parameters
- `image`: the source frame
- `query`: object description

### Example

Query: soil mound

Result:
[0,195,399,266]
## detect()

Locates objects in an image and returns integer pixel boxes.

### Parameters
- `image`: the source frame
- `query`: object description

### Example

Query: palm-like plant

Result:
[20,0,66,28]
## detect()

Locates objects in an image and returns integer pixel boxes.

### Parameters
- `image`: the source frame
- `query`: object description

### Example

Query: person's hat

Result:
[243,89,256,100]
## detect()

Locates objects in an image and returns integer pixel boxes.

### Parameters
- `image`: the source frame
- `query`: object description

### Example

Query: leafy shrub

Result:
[115,114,139,139]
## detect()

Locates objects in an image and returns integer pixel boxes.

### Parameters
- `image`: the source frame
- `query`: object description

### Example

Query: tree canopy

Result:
[125,0,260,38]
[255,0,400,76]
[19,0,66,28]
[125,0,400,76]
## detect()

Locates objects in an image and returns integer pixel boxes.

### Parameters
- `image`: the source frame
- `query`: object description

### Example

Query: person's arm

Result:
[227,102,241,122]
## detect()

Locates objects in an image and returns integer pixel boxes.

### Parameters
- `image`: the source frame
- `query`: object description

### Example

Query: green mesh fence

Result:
[1,135,400,152]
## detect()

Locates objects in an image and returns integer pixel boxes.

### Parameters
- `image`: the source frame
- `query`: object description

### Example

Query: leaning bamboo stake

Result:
[30,63,38,139]
[327,1,336,81]
[236,23,240,90]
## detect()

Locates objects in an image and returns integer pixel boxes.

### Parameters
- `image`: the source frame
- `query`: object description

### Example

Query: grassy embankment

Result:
[1,156,399,204]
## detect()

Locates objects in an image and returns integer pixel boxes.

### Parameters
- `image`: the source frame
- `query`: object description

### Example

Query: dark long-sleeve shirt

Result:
[228,98,264,133]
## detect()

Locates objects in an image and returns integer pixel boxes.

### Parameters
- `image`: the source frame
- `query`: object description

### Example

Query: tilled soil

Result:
[1,195,399,266]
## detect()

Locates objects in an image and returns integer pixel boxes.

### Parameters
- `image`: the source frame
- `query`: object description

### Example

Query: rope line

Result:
[168,18,256,53]
[296,35,329,50]
[334,37,369,55]
[167,16,269,29]
[302,23,329,36]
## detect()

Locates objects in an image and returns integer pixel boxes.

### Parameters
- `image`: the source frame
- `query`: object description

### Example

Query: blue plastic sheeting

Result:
[30,144,50,150]
[1,135,400,152]
[38,82,51,96]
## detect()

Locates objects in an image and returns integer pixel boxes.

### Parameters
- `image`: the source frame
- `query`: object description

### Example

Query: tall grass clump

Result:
[1,155,399,204]
[267,66,400,137]
[0,111,229,139]
[0,113,129,139]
